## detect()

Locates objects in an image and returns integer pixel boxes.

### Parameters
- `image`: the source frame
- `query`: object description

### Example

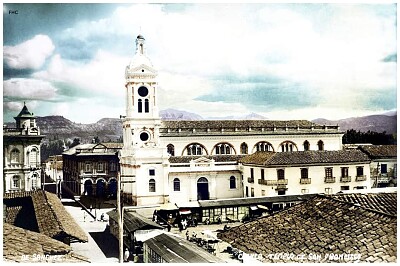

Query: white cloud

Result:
[3,78,57,100]
[4,35,55,69]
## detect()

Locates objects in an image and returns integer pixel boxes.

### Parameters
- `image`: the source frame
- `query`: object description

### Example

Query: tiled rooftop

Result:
[3,190,88,243]
[169,155,245,164]
[218,194,397,263]
[358,145,397,159]
[240,150,371,166]
[329,192,397,216]
[3,223,89,263]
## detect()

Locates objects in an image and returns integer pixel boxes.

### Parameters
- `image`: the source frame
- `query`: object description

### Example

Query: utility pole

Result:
[117,171,123,263]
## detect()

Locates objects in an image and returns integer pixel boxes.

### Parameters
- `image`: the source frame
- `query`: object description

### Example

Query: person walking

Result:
[124,248,130,262]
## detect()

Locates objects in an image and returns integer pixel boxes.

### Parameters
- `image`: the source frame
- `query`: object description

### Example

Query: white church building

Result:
[119,35,355,206]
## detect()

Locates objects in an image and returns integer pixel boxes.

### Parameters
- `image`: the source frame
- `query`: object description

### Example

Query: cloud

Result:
[3,35,55,69]
[3,78,57,101]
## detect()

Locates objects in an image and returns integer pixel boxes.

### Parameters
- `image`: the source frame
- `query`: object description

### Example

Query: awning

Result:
[179,209,191,215]
[250,205,258,210]
[257,205,269,210]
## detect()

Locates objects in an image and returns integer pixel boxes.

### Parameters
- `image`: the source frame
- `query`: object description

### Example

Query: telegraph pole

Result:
[117,171,123,263]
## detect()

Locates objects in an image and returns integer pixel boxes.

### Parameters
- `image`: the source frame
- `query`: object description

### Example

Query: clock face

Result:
[138,86,149,97]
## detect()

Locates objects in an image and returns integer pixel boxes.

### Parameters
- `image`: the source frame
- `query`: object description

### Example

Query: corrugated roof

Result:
[3,223,90,263]
[107,209,163,232]
[240,150,370,166]
[358,145,397,159]
[199,194,317,208]
[144,233,224,263]
[218,194,397,263]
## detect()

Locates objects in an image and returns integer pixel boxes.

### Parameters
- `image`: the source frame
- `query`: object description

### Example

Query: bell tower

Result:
[120,35,169,206]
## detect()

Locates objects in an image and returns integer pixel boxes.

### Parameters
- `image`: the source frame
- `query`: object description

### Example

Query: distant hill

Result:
[312,114,397,134]
[4,110,395,145]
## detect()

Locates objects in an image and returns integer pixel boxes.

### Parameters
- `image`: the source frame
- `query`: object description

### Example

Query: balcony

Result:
[300,178,311,184]
[247,177,254,183]
[374,175,390,183]
[324,176,336,183]
[356,175,367,181]
[340,176,351,182]
[258,179,288,186]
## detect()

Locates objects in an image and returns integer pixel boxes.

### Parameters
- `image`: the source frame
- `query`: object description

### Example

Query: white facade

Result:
[3,104,44,193]
[121,35,347,206]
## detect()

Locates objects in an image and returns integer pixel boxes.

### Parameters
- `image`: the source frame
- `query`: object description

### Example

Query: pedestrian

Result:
[83,211,86,222]
[186,230,189,240]
[124,248,130,262]
[100,213,104,222]
[193,217,198,227]
[90,205,93,212]
[167,223,171,232]
[178,222,183,232]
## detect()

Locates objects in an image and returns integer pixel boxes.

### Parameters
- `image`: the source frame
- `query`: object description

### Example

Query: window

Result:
[251,187,254,197]
[229,176,236,189]
[85,163,91,172]
[303,141,310,151]
[280,141,296,152]
[29,148,38,166]
[149,179,156,192]
[240,143,248,154]
[301,188,309,194]
[145,99,149,113]
[356,166,364,176]
[381,164,388,174]
[250,168,254,179]
[173,178,180,191]
[354,186,366,190]
[340,186,350,191]
[214,143,233,155]
[325,168,333,178]
[277,169,285,180]
[261,190,266,196]
[31,173,38,189]
[11,149,20,163]
[341,167,349,177]
[325,188,332,194]
[138,99,143,113]
[245,186,249,197]
[186,143,206,156]
[12,175,20,188]
[110,162,117,172]
[301,168,308,179]
[318,140,324,151]
[149,169,155,176]
[255,141,273,152]
[98,162,104,172]
[277,190,286,195]
[261,169,265,180]
[167,144,175,156]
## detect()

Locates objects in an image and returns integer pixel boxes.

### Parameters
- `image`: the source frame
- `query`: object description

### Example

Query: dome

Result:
[137,34,145,40]
[128,53,153,69]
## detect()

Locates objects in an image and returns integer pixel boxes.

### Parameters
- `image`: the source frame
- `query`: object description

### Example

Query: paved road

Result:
[62,199,119,263]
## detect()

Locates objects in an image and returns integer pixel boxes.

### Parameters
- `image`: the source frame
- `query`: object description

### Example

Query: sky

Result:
[2,3,397,123]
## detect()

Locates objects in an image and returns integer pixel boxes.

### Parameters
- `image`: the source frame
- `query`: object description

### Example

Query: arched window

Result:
[214,143,234,155]
[11,149,20,163]
[167,144,175,156]
[303,140,310,151]
[31,173,38,189]
[29,148,38,166]
[229,176,236,189]
[240,142,248,154]
[279,141,297,152]
[138,99,143,113]
[254,141,274,152]
[173,178,180,191]
[12,175,20,189]
[185,143,207,156]
[318,140,324,151]
[145,99,149,113]
[149,179,156,192]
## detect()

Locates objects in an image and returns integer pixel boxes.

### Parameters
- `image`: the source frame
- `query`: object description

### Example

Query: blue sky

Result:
[3,3,397,123]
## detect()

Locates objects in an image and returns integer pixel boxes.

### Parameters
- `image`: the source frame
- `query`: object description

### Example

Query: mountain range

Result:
[4,109,396,143]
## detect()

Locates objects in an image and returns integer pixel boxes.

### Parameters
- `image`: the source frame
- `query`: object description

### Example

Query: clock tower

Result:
[120,35,170,206]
